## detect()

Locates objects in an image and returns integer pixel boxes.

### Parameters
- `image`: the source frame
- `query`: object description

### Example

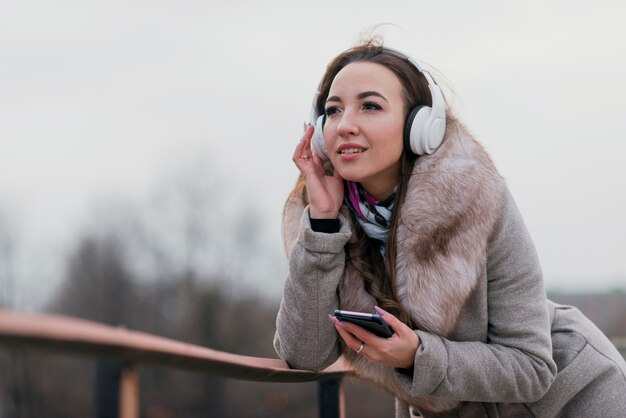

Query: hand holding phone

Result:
[333,309,393,338]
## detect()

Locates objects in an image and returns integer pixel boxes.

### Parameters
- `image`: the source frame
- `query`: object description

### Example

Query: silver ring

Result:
[356,343,364,354]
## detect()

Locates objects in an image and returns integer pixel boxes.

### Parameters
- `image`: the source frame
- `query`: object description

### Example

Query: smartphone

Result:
[333,309,393,338]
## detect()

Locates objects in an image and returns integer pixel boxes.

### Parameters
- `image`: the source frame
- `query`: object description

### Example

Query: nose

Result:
[336,110,360,137]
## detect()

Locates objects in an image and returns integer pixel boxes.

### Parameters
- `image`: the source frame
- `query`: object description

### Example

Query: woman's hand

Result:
[331,306,420,369]
[293,124,344,219]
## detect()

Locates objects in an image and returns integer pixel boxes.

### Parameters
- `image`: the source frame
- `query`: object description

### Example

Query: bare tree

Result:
[3,157,313,417]
[0,208,36,418]
[0,208,16,309]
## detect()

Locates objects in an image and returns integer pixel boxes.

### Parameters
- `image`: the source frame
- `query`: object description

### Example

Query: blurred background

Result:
[1,0,625,416]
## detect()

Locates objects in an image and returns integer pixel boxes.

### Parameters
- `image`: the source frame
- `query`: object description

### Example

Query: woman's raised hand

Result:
[293,124,344,219]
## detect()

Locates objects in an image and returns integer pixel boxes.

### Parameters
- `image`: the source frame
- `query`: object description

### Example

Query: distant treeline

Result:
[1,230,624,418]
[0,231,394,417]
[0,159,395,417]
[0,161,623,417]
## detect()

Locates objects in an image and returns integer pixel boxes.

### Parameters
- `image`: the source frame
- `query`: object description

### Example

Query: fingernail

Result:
[374,306,385,316]
[330,316,344,327]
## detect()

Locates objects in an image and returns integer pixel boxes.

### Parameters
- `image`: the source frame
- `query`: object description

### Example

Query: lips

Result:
[337,143,367,155]
[337,144,367,161]
[340,147,365,155]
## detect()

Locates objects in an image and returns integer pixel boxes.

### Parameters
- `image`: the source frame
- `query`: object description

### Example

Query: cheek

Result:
[384,141,404,168]
[375,124,405,157]
[322,123,337,155]
[322,118,335,138]
[392,117,407,157]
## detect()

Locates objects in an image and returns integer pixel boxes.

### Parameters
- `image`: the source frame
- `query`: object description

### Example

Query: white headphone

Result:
[309,47,446,160]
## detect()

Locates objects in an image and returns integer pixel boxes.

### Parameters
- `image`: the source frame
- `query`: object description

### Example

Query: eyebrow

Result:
[326,91,389,103]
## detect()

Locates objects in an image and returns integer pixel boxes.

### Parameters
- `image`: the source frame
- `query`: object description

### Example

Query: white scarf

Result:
[345,181,396,252]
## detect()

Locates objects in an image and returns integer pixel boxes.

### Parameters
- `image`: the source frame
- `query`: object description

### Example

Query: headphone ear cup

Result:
[404,105,428,155]
[425,114,445,153]
[404,104,445,155]
[310,114,328,160]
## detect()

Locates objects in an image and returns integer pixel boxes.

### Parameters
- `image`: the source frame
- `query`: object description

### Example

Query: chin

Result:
[336,171,363,183]
[331,164,358,181]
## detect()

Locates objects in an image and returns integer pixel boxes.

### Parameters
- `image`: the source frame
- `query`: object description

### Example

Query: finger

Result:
[335,322,361,347]
[334,318,379,344]
[331,317,363,350]
[309,152,330,179]
[312,149,323,166]
[374,306,407,335]
[292,126,315,166]
[300,125,314,155]
[303,124,314,143]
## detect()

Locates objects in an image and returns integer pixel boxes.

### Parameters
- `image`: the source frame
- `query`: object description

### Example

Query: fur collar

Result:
[282,118,504,413]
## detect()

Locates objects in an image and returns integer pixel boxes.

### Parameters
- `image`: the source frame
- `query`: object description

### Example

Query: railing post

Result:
[118,362,139,418]
[317,377,345,418]
[95,359,121,418]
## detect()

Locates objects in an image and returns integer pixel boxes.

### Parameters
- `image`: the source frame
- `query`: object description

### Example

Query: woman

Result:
[274,41,626,417]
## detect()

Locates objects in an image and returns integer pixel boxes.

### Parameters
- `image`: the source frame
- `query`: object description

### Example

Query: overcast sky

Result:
[1,0,625,307]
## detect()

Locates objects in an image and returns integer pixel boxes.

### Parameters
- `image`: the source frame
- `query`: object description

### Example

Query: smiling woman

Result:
[322,62,405,201]
[274,39,626,418]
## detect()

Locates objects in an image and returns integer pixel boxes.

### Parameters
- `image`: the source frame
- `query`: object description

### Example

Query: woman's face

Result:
[323,61,405,200]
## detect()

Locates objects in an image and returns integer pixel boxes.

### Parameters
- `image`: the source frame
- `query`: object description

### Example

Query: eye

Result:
[325,106,340,117]
[362,101,382,111]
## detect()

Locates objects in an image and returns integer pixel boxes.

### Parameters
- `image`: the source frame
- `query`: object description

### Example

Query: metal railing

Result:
[0,309,353,418]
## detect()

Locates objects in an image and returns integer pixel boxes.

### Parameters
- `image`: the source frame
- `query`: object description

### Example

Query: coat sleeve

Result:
[394,186,558,403]
[273,206,352,371]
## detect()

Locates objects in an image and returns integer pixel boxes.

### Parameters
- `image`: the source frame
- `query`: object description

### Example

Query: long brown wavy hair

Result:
[288,40,438,327]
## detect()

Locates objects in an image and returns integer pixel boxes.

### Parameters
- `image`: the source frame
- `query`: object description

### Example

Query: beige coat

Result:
[274,120,626,417]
